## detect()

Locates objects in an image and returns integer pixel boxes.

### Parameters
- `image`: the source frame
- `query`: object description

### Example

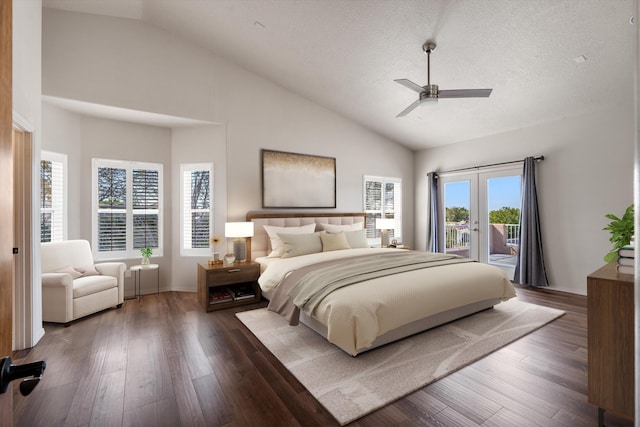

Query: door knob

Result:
[0,356,46,396]
[472,227,479,231]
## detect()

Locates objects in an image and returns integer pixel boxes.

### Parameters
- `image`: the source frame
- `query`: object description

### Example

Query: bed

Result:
[246,211,516,356]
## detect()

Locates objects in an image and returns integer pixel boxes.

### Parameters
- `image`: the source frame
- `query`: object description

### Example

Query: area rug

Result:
[236,299,564,425]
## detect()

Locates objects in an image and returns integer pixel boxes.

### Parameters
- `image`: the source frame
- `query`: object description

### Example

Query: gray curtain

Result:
[514,157,548,286]
[427,172,439,252]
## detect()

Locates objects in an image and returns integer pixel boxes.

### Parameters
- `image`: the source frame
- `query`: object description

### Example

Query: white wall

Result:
[41,9,415,293]
[170,125,227,292]
[13,0,44,347]
[42,104,230,294]
[39,104,82,237]
[415,102,634,295]
[42,103,174,295]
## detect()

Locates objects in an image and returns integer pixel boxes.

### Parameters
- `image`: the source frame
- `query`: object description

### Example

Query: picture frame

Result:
[261,149,336,208]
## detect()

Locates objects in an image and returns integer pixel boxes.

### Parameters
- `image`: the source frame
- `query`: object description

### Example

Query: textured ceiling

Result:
[43,0,636,151]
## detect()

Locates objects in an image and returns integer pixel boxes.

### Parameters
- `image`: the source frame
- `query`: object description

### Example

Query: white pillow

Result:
[317,222,363,232]
[320,231,351,252]
[75,265,101,277]
[55,265,82,279]
[342,229,369,249]
[278,232,324,258]
[263,223,316,257]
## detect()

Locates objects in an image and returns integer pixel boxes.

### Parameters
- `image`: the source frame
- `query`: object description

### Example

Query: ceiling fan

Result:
[395,41,492,117]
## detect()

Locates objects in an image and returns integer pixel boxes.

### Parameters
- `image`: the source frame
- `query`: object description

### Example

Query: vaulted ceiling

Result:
[42,0,636,151]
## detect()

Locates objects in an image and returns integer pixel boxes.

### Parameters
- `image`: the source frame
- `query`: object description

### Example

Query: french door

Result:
[439,166,522,276]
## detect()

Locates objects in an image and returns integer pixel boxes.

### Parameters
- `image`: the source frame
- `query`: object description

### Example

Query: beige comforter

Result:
[259,248,516,355]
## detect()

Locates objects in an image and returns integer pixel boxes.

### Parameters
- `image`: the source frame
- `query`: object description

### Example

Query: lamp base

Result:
[233,238,247,262]
[381,230,390,248]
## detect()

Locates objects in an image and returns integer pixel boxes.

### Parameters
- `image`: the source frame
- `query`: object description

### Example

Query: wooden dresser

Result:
[587,262,635,425]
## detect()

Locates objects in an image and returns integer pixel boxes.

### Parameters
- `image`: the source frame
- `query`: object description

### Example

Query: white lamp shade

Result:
[375,218,395,230]
[225,222,254,238]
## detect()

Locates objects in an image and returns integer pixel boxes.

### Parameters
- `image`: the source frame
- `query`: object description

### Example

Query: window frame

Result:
[92,158,164,260]
[363,175,402,246]
[180,163,214,257]
[40,150,67,243]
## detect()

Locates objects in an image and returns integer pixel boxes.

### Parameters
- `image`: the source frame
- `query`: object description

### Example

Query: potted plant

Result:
[140,247,153,267]
[603,204,634,262]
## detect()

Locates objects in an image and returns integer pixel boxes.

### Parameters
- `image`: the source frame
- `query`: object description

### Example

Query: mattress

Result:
[259,248,516,355]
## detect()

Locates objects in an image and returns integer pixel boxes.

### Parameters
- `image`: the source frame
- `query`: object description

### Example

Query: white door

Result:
[440,173,478,260]
[439,166,521,276]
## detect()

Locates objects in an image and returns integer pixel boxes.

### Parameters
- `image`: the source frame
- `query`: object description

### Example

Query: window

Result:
[92,158,163,260]
[180,163,213,256]
[363,175,402,246]
[40,151,67,242]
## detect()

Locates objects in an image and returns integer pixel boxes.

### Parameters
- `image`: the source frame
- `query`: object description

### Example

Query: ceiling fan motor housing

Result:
[421,84,439,99]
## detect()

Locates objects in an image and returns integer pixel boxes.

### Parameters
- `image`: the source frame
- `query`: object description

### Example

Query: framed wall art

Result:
[261,149,336,208]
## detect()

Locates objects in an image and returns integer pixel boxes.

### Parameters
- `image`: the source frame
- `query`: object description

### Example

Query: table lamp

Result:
[375,218,395,248]
[225,222,254,262]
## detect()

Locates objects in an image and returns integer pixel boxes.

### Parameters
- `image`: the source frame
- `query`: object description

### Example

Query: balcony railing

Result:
[445,223,520,250]
[445,223,471,250]
[504,224,520,247]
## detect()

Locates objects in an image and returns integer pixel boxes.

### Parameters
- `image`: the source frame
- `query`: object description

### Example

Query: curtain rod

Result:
[434,155,544,175]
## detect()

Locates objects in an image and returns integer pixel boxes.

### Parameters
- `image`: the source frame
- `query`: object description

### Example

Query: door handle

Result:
[471,228,479,231]
[0,356,46,396]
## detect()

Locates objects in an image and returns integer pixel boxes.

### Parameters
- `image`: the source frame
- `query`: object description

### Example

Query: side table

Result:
[197,261,260,311]
[129,264,160,299]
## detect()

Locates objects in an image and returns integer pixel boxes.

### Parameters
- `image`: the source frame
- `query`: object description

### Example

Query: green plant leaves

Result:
[603,204,634,262]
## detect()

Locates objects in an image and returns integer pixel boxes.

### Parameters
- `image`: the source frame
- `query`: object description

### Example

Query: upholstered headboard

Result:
[245,211,367,260]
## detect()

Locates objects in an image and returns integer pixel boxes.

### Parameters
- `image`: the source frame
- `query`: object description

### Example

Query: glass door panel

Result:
[485,175,521,268]
[441,174,478,260]
[439,167,521,276]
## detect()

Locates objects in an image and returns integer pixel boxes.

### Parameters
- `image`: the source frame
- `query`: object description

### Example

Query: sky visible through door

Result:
[445,176,520,210]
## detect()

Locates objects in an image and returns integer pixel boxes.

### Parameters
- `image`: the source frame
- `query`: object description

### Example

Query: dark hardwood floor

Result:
[11,286,633,426]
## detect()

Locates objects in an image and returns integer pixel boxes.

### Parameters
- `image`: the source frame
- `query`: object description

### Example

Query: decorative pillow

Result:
[278,232,323,258]
[55,265,82,280]
[320,231,351,252]
[264,223,316,257]
[341,229,370,249]
[317,222,363,232]
[75,265,101,277]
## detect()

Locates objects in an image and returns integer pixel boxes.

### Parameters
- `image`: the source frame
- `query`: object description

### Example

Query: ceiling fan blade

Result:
[394,79,425,94]
[396,99,423,117]
[438,89,492,98]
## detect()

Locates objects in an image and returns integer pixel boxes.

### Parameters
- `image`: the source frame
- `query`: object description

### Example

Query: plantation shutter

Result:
[40,152,66,243]
[364,180,382,239]
[97,166,127,252]
[132,168,159,249]
[93,159,164,260]
[181,164,213,256]
[40,160,53,242]
[363,176,402,245]
[386,180,402,240]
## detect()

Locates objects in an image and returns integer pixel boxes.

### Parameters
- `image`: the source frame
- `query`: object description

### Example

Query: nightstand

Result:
[197,261,261,312]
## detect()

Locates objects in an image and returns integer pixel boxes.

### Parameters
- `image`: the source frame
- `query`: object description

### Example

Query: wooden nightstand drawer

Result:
[207,264,259,286]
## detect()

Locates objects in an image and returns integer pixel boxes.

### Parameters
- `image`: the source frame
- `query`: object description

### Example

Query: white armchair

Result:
[41,240,126,325]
